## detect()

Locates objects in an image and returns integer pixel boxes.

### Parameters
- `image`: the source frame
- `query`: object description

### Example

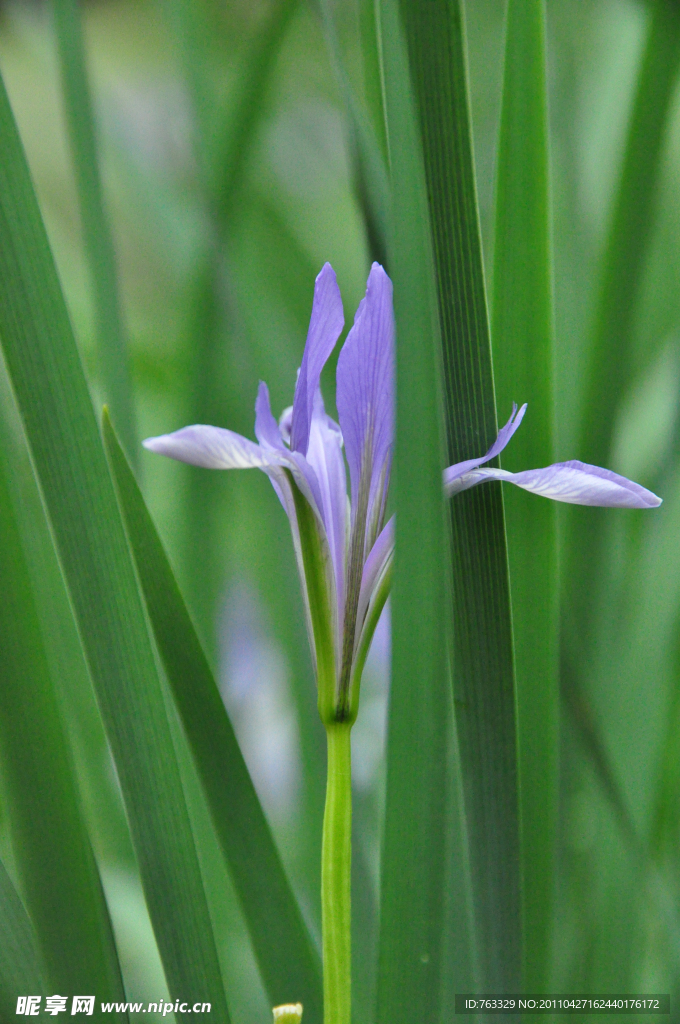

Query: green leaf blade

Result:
[491,0,557,992]
[579,0,680,472]
[0,855,46,1019]
[102,410,323,1020]
[52,0,137,464]
[0,413,127,1019]
[375,2,454,1020]
[0,72,229,1019]
[399,0,521,995]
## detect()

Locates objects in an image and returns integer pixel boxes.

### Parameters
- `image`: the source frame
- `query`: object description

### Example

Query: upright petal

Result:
[336,263,394,533]
[357,514,394,638]
[254,383,329,530]
[305,390,348,620]
[290,263,344,455]
[143,424,276,470]
[445,459,662,508]
[279,406,294,445]
[255,381,286,450]
[443,402,527,487]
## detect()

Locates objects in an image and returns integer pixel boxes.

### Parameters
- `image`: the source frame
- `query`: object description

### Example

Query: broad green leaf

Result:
[552,3,680,993]
[0,71,229,1018]
[102,411,323,1020]
[0,410,126,1019]
[375,2,455,1020]
[491,0,556,991]
[0,855,46,1020]
[578,0,680,472]
[562,669,639,855]
[567,2,680,645]
[52,0,137,464]
[399,0,520,993]
[556,4,680,989]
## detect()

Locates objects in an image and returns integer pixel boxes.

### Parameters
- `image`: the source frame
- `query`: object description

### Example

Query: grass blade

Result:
[319,0,390,268]
[491,0,557,991]
[0,71,229,1018]
[0,411,127,1018]
[0,855,46,1019]
[399,0,521,993]
[52,0,137,463]
[102,410,323,1020]
[375,2,453,1019]
[358,0,388,165]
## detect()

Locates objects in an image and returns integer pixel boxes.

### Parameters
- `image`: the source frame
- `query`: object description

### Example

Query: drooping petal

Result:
[142,409,326,531]
[336,262,394,532]
[290,263,344,455]
[445,460,662,508]
[143,424,276,470]
[443,402,527,487]
[255,381,285,450]
[305,389,348,620]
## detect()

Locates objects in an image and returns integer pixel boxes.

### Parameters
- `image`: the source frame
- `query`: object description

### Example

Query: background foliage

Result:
[0,0,679,1021]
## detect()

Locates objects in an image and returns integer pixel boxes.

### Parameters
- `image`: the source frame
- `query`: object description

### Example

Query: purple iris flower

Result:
[145,263,394,723]
[144,263,661,720]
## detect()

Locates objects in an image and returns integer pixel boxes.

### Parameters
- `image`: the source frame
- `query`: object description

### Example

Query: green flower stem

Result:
[322,722,352,1024]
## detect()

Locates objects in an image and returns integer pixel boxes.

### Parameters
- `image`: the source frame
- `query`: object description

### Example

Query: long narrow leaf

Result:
[0,856,46,1021]
[491,0,557,991]
[399,0,521,993]
[52,0,137,463]
[0,365,134,872]
[375,2,453,1020]
[0,410,127,1019]
[0,72,229,1018]
[319,0,390,268]
[358,0,388,165]
[102,410,323,1020]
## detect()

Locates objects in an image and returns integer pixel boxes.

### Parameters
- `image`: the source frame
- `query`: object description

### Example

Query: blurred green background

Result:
[0,0,679,1019]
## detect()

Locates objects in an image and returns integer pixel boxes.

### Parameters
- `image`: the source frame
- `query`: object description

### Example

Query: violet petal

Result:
[255,381,285,450]
[445,460,662,508]
[290,263,344,456]
[443,403,527,487]
[357,514,394,637]
[143,424,276,470]
[336,262,394,531]
[305,389,348,617]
